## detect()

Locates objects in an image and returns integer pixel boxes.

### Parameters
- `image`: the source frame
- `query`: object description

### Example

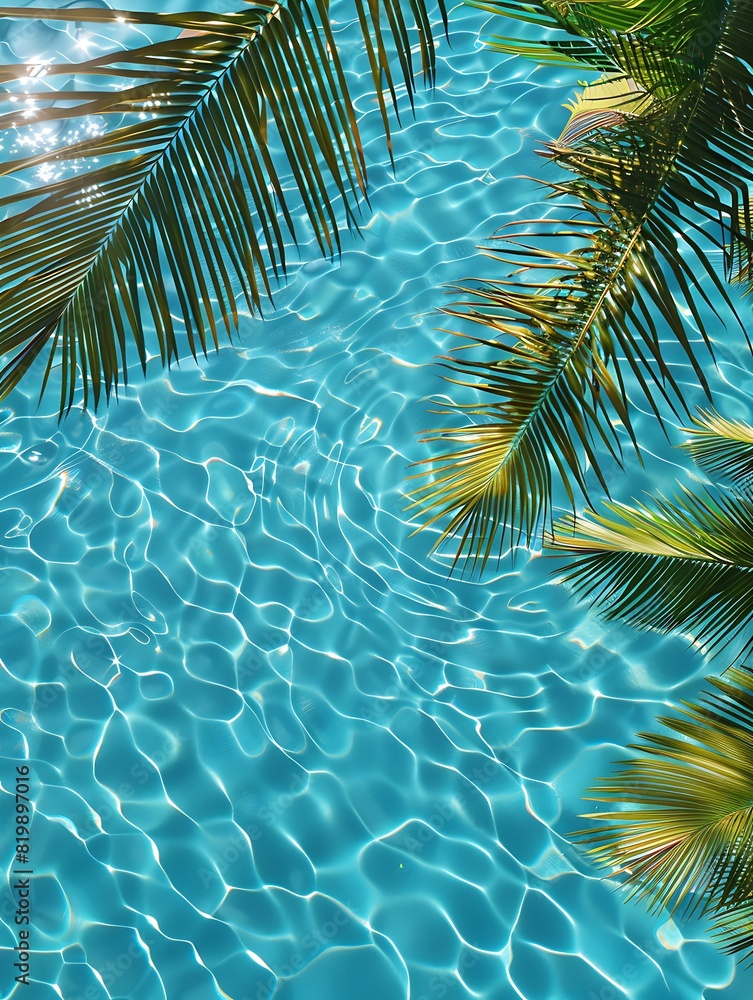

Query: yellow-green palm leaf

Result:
[680,409,753,494]
[548,487,753,659]
[575,665,753,959]
[548,405,753,658]
[410,0,753,572]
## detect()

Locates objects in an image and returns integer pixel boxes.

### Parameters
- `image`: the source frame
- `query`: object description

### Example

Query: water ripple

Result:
[0,2,747,999]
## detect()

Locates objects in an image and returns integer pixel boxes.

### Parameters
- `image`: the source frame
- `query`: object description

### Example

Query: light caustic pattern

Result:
[0,3,751,1000]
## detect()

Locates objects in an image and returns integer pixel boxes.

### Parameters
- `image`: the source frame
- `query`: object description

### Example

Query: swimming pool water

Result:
[1,2,753,998]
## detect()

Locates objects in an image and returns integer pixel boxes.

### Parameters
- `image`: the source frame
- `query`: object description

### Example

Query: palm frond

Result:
[0,1,447,412]
[711,899,753,961]
[475,0,724,63]
[728,203,753,293]
[680,408,753,494]
[410,0,753,572]
[548,487,753,659]
[557,73,657,145]
[574,664,753,960]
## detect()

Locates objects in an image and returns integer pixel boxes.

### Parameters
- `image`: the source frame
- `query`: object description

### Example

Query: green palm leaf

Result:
[548,487,753,659]
[0,1,447,412]
[680,408,753,494]
[711,899,753,960]
[574,665,753,960]
[410,0,753,572]
[475,0,724,71]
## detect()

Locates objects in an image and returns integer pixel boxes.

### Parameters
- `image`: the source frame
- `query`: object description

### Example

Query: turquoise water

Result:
[1,3,753,998]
